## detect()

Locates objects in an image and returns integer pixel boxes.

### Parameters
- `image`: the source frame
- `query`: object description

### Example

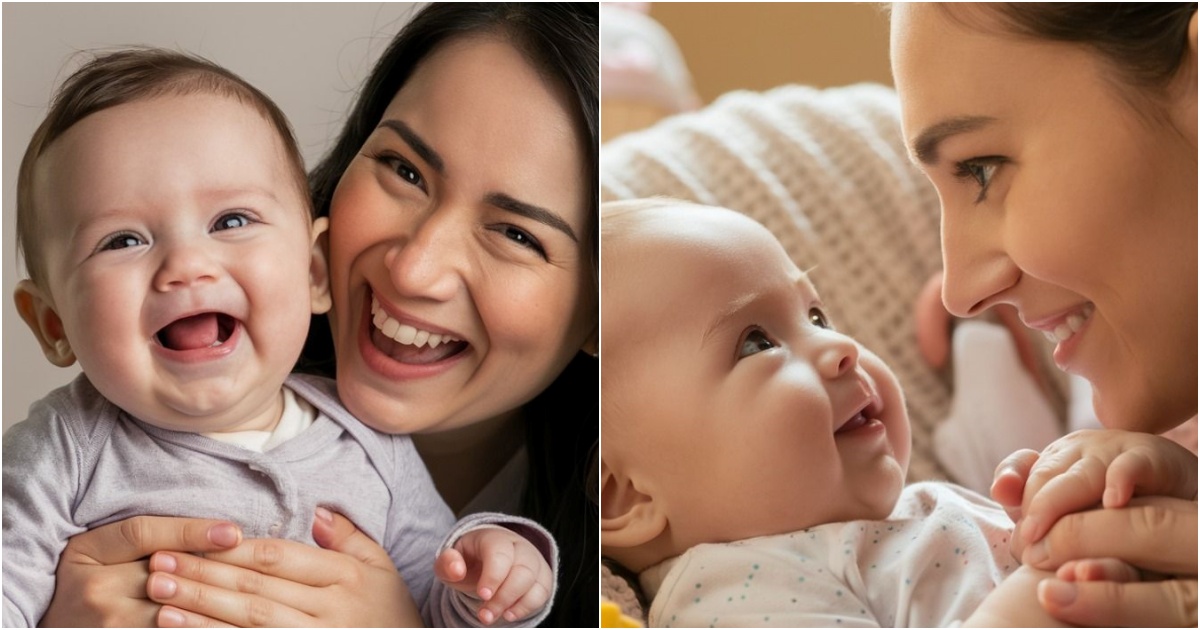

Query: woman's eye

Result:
[213,213,252,232]
[952,157,1005,202]
[494,225,547,258]
[737,328,776,359]
[376,153,425,190]
[808,306,833,330]
[98,233,145,251]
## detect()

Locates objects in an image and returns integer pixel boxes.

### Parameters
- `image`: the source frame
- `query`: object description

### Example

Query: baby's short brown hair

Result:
[16,47,310,287]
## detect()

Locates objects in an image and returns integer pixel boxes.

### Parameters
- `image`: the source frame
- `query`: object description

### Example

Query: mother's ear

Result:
[582,327,598,358]
[1172,10,1198,146]
[14,280,75,367]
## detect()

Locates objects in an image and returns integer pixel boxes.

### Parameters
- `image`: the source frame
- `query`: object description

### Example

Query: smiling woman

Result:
[7,4,599,628]
[890,3,1197,626]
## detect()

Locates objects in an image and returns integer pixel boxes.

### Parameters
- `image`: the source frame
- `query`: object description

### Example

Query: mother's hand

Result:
[41,516,243,627]
[1021,496,1197,627]
[147,509,422,628]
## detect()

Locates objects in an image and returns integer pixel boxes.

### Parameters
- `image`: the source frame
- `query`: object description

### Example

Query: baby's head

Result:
[600,199,912,572]
[14,48,331,433]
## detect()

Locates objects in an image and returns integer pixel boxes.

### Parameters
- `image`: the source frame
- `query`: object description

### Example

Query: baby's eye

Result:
[737,327,776,359]
[98,233,145,251]
[213,212,252,232]
[808,306,833,330]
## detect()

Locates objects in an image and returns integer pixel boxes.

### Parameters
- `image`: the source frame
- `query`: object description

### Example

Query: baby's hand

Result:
[1054,557,1145,584]
[1000,430,1196,559]
[435,525,553,625]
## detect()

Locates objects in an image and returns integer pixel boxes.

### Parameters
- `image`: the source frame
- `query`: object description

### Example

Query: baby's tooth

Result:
[1044,331,1058,344]
[414,330,430,348]
[1067,314,1085,332]
[382,319,399,338]
[396,324,417,344]
[374,309,388,328]
[428,334,443,348]
[1053,323,1073,342]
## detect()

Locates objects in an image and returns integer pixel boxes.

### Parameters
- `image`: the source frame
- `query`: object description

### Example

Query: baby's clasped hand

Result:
[435,525,553,625]
[991,429,1198,561]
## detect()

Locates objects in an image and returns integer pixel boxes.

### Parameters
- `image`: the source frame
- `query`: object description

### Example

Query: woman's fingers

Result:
[311,507,396,570]
[1022,496,1198,575]
[149,551,317,613]
[67,516,241,565]
[195,537,364,587]
[146,571,316,627]
[1038,577,1198,627]
[156,605,237,628]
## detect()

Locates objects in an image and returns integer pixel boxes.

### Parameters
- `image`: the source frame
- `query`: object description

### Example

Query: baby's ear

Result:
[601,458,666,551]
[14,280,75,367]
[309,217,332,315]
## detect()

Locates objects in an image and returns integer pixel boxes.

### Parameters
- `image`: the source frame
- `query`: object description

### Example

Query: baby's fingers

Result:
[1021,456,1106,545]
[1104,444,1198,508]
[435,547,469,586]
[479,555,544,624]
[496,572,552,624]
[1056,558,1142,583]
[991,449,1040,516]
[471,538,516,604]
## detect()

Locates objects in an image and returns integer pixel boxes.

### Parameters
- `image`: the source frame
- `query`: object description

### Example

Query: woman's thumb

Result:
[312,507,392,569]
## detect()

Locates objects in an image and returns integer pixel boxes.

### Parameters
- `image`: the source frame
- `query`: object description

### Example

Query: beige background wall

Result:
[651,3,892,103]
[3,3,422,433]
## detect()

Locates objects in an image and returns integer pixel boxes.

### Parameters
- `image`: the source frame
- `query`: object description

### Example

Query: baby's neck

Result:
[202,389,286,435]
[413,409,525,514]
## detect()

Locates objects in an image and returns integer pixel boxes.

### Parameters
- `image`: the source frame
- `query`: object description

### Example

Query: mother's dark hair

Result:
[301,4,598,626]
[941,3,1196,98]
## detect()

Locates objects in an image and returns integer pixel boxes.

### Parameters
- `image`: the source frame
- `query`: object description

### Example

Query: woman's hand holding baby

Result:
[435,525,554,625]
[145,509,422,627]
[39,516,243,627]
[991,431,1198,626]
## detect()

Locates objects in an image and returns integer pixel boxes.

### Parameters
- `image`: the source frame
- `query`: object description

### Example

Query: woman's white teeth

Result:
[1044,304,1094,343]
[371,297,458,348]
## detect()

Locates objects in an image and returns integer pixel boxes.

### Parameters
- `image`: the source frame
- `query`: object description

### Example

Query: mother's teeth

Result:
[1043,304,1094,344]
[370,297,460,348]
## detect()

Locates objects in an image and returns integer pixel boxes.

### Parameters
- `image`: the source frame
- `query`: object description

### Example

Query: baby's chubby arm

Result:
[991,429,1197,557]
[435,525,554,625]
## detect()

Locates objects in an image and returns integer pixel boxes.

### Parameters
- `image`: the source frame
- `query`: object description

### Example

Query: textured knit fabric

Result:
[640,483,1016,628]
[601,83,949,483]
[2,373,556,628]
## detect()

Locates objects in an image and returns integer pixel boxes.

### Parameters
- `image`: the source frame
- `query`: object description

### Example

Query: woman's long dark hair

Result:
[300,4,598,626]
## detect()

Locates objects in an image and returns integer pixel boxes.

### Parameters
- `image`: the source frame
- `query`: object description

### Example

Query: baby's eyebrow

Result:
[700,291,762,350]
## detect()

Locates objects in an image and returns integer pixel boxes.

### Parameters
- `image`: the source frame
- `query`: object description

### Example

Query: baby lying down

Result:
[598,199,1188,627]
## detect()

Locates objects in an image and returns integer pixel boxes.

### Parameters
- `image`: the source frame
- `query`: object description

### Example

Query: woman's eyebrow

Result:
[486,192,578,242]
[377,119,444,174]
[911,115,996,165]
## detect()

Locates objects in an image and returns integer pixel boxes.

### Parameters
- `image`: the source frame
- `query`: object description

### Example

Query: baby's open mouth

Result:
[836,398,882,435]
[156,313,238,351]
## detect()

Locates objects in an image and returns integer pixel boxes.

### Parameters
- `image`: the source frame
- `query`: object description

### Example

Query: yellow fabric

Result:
[601,599,643,628]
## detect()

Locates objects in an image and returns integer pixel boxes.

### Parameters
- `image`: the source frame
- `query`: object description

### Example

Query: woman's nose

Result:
[152,242,220,292]
[815,331,860,380]
[940,207,1020,318]
[384,212,461,302]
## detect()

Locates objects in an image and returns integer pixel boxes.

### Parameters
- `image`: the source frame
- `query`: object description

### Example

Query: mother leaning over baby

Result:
[891,3,1197,626]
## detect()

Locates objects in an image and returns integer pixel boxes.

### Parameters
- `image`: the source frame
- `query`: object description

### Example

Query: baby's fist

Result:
[435,526,552,625]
